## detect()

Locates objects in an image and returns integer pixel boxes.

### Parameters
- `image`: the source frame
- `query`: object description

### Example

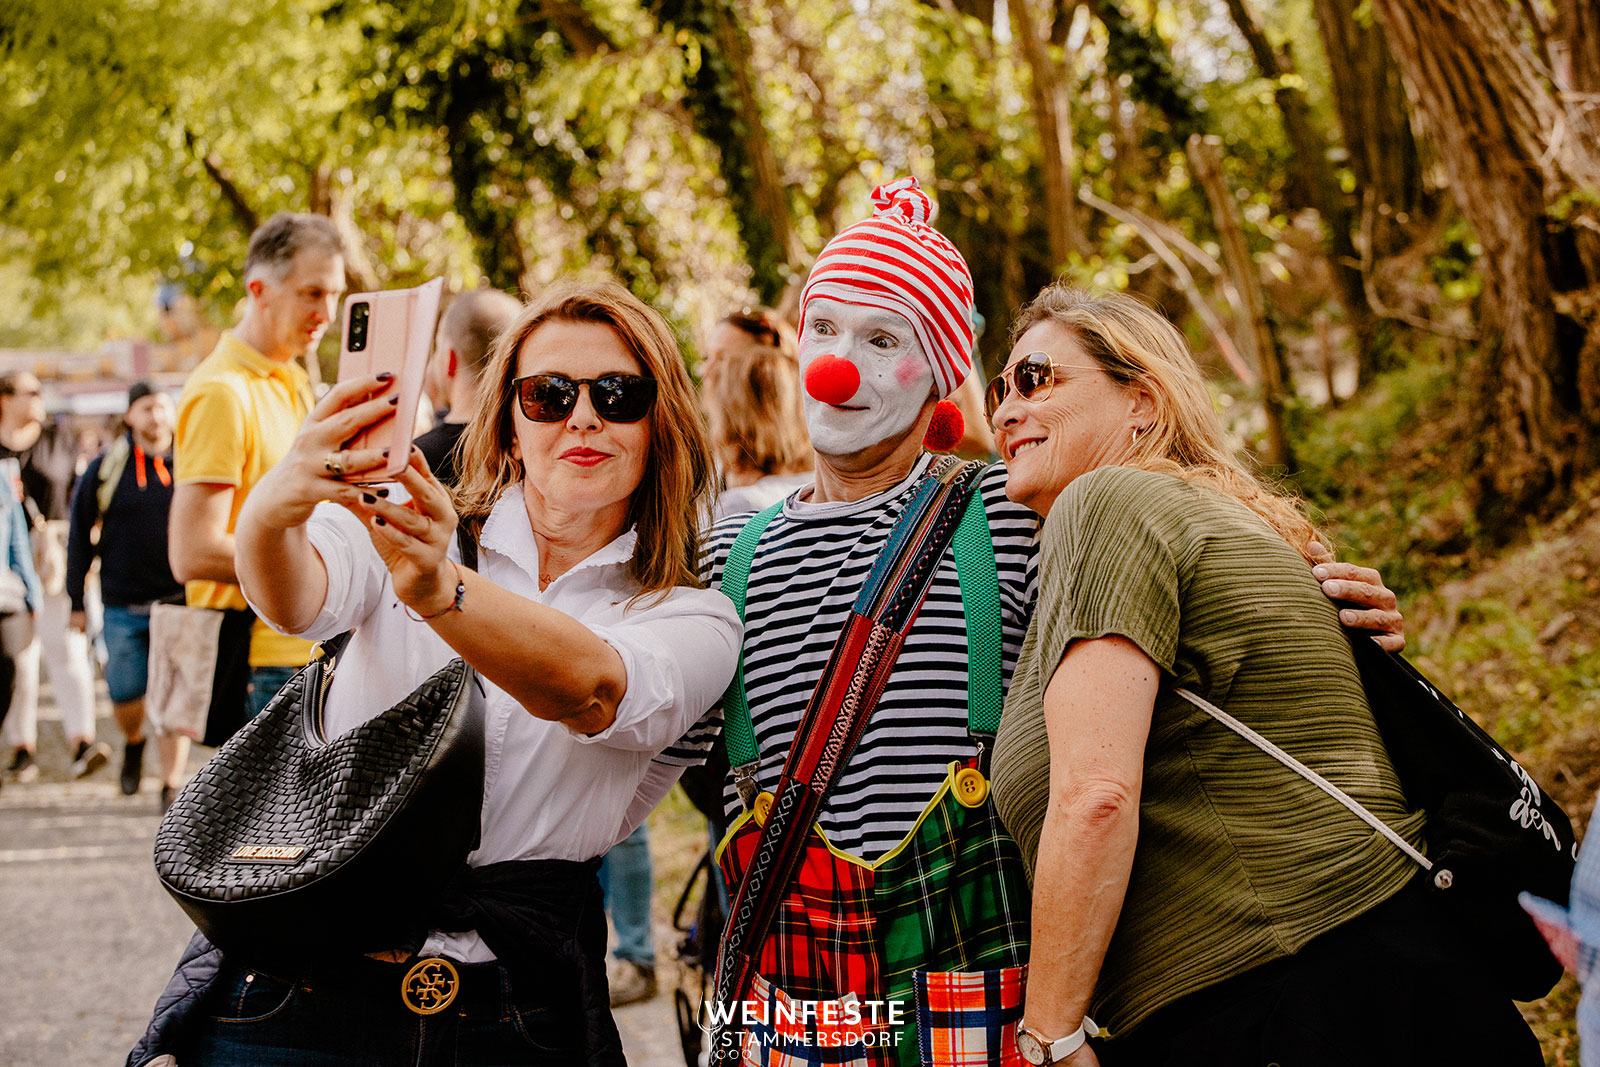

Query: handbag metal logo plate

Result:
[401,957,460,1015]
[226,845,307,863]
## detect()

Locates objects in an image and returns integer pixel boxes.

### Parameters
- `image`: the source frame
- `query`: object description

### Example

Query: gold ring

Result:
[323,453,345,476]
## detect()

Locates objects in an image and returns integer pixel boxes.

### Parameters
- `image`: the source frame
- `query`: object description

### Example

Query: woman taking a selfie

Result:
[170,279,740,1066]
[986,285,1538,1067]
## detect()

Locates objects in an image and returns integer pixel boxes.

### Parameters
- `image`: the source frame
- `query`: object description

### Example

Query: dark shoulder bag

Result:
[1176,634,1575,1001]
[153,526,486,968]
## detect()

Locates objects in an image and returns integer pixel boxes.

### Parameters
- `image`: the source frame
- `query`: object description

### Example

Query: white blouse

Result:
[248,488,742,961]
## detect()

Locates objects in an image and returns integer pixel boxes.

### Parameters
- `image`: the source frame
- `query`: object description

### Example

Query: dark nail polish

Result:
[375,372,394,382]
[374,516,386,526]
[388,396,400,406]
[361,493,375,504]
[375,488,390,498]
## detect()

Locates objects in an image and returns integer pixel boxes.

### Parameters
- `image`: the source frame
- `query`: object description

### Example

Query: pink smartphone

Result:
[335,277,444,482]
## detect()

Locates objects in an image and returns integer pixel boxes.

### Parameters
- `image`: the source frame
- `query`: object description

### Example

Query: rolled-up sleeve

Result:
[246,503,390,641]
[567,586,742,753]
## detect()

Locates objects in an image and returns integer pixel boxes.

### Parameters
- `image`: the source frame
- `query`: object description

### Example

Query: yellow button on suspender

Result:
[954,766,989,808]
[753,791,775,825]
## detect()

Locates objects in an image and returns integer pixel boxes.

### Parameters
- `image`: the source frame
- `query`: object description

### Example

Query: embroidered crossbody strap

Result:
[709,458,991,1057]
[718,466,1003,791]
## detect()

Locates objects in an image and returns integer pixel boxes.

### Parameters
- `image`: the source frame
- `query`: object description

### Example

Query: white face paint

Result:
[799,297,935,458]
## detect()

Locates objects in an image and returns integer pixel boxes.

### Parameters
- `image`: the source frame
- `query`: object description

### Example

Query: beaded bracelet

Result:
[404,562,466,622]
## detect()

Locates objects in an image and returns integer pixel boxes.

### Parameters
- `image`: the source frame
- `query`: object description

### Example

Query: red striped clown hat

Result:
[801,176,976,399]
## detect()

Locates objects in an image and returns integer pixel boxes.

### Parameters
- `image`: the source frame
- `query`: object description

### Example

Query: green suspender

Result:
[717,471,1004,781]
[720,501,785,771]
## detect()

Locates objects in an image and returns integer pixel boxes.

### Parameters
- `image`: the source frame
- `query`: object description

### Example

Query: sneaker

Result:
[120,740,146,796]
[71,740,112,779]
[8,749,38,782]
[160,784,176,815]
[607,959,657,1007]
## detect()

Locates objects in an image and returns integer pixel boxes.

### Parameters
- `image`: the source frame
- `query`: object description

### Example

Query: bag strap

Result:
[711,459,987,1055]
[718,470,1003,774]
[1172,686,1433,872]
[318,520,479,662]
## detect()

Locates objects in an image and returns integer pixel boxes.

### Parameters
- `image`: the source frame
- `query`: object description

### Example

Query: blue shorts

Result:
[101,603,153,704]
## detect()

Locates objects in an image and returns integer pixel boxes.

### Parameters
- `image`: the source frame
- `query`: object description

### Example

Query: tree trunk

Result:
[1223,0,1376,384]
[1187,135,1293,470]
[1312,0,1424,238]
[1011,0,1084,269]
[1558,0,1600,94]
[1368,0,1600,521]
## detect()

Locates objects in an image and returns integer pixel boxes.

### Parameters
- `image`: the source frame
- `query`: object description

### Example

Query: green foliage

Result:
[1287,352,1473,599]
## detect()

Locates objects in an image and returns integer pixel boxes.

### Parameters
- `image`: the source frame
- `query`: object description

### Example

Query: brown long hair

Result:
[453,279,715,597]
[1008,284,1326,562]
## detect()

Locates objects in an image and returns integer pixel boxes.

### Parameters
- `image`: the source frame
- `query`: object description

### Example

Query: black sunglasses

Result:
[512,373,659,424]
[983,352,1058,419]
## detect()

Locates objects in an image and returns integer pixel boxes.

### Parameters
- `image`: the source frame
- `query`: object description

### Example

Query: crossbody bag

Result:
[1175,633,1574,1001]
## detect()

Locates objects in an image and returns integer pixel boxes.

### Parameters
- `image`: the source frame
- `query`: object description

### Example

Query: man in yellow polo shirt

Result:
[169,212,344,747]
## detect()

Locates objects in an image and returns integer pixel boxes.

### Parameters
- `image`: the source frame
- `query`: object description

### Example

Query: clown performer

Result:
[638,177,1406,1067]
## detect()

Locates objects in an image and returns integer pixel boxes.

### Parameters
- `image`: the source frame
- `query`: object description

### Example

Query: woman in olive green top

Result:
[985,285,1538,1067]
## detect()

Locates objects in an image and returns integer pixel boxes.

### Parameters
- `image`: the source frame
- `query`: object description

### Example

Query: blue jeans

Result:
[598,823,654,967]
[247,665,298,721]
[182,956,581,1066]
[100,604,152,704]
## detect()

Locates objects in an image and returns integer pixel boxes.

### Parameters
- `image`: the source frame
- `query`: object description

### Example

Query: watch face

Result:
[1016,1028,1047,1065]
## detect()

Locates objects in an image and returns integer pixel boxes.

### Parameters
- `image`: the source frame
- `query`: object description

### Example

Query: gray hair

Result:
[439,288,523,379]
[242,212,344,283]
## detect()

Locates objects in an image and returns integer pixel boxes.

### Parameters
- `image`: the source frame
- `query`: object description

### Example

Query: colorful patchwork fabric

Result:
[719,762,1031,1067]
[913,967,1026,1067]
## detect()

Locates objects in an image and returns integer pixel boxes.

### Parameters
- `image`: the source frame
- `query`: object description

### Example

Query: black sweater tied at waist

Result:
[127,856,624,1067]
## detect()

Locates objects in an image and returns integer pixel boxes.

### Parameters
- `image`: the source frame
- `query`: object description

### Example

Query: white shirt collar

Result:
[478,488,639,588]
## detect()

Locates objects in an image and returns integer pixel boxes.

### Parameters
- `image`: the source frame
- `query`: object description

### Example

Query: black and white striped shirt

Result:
[660,455,1039,860]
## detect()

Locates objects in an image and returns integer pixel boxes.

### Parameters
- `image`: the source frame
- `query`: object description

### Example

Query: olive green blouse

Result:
[990,466,1424,1037]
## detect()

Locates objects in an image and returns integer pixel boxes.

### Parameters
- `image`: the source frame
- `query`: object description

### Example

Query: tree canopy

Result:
[2,0,1596,531]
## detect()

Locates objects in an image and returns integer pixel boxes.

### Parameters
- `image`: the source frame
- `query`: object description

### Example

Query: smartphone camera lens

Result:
[348,302,370,352]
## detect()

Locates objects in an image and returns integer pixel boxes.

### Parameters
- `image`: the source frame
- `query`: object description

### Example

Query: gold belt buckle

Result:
[400,956,460,1015]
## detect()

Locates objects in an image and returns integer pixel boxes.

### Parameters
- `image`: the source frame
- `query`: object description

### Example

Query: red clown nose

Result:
[804,355,861,406]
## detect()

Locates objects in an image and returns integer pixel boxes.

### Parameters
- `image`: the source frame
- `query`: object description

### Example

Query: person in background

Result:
[702,306,798,382]
[415,287,524,487]
[986,285,1536,1066]
[0,463,42,793]
[702,322,813,521]
[66,382,186,807]
[168,212,344,743]
[0,371,107,781]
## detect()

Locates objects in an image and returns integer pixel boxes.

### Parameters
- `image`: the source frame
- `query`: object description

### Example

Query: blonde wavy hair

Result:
[452,279,715,598]
[1007,284,1326,562]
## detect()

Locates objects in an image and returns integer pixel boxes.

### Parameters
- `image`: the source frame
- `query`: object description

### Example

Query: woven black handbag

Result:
[153,530,485,967]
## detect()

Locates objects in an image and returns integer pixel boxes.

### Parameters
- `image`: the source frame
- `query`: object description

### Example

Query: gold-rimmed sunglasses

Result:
[983,351,1060,420]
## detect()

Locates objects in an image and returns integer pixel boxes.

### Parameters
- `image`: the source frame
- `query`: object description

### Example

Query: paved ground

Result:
[0,702,691,1067]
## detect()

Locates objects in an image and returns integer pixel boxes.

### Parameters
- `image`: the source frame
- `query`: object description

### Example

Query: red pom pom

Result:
[804,355,861,406]
[923,399,964,452]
